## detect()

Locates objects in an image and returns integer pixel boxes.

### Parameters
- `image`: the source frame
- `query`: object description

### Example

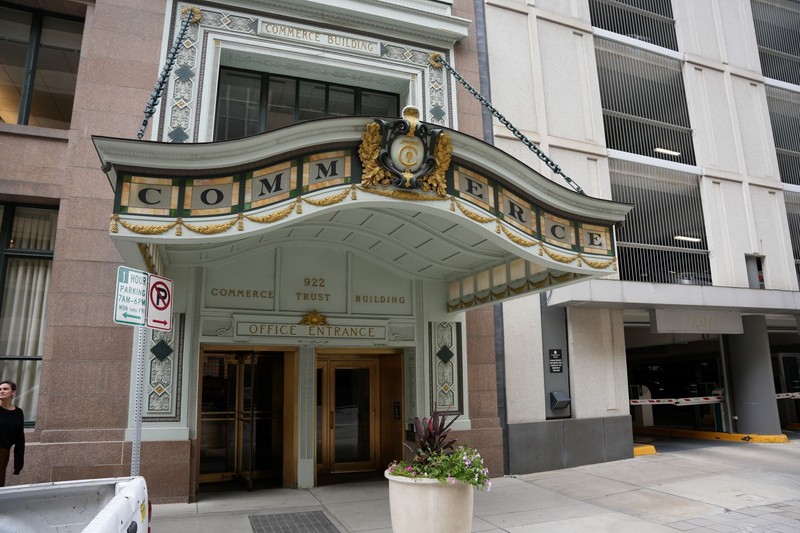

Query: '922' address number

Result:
[304,277,325,287]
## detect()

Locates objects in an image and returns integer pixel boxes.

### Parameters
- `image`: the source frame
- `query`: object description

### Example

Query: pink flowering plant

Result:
[385,412,491,490]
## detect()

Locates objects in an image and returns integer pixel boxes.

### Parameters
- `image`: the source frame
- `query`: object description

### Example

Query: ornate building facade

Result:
[0,0,632,501]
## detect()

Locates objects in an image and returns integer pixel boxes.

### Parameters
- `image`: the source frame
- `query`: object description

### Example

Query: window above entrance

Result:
[214,68,400,141]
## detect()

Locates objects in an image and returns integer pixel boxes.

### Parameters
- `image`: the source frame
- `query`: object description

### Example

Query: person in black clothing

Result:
[0,379,25,487]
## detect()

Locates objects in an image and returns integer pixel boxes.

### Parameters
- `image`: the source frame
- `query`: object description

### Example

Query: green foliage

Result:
[404,411,458,464]
[387,412,491,491]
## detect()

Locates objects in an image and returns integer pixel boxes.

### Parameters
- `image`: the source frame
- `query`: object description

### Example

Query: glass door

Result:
[199,353,237,484]
[238,354,256,490]
[199,351,284,489]
[316,357,378,475]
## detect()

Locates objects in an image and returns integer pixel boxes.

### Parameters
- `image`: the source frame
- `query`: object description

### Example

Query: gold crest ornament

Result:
[300,310,329,326]
[358,106,451,196]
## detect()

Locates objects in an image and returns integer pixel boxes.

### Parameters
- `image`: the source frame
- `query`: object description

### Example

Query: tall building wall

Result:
[484,0,799,472]
[0,0,176,490]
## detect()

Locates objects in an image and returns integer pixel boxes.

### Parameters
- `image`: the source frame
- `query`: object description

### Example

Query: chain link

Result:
[431,54,585,195]
[137,10,198,140]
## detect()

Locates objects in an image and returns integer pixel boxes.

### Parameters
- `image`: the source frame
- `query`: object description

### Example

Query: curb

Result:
[633,443,657,456]
[633,426,789,443]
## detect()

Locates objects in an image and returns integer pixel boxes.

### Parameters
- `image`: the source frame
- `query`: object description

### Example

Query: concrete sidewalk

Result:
[152,434,800,532]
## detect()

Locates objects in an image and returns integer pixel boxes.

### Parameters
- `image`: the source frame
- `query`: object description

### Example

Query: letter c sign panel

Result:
[146,274,174,331]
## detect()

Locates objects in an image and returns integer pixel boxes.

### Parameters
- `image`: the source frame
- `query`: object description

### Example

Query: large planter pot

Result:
[385,472,474,533]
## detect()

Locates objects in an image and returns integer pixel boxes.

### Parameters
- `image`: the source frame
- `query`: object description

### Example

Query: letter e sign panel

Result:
[146,274,174,331]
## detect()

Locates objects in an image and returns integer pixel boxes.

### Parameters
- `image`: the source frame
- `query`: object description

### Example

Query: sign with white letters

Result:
[114,266,148,326]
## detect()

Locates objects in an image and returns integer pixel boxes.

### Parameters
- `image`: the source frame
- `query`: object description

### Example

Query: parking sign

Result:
[146,274,173,331]
[114,266,148,326]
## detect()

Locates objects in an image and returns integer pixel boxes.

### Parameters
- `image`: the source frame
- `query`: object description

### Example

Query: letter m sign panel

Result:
[146,274,174,331]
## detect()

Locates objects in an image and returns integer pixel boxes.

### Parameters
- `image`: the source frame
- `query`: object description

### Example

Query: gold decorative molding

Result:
[417,132,450,197]
[358,123,390,188]
[579,255,615,270]
[137,243,156,274]
[181,217,238,235]
[300,310,329,326]
[551,271,575,283]
[181,6,202,23]
[499,224,537,247]
[358,115,451,197]
[429,53,443,69]
[454,199,495,224]
[245,201,297,224]
[404,106,419,137]
[540,244,579,264]
[301,188,350,207]
[357,186,448,201]
[117,218,179,235]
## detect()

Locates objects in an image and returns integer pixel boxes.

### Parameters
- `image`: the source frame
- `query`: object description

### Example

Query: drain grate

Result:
[249,510,341,533]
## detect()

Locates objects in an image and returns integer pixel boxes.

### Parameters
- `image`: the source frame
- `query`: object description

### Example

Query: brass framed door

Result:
[199,351,284,489]
[316,357,379,475]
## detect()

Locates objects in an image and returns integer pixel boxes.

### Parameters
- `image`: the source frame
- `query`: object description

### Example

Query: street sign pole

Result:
[131,326,146,477]
[114,266,173,477]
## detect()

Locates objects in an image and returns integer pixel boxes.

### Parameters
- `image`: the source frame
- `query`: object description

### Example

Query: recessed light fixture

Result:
[654,147,681,157]
[674,235,701,243]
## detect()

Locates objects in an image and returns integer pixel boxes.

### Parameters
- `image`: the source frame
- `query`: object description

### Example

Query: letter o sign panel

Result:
[146,274,174,331]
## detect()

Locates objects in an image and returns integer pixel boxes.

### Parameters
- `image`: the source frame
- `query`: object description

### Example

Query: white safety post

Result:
[131,326,147,476]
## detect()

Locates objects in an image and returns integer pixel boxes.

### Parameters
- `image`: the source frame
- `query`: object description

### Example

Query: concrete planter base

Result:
[385,472,473,533]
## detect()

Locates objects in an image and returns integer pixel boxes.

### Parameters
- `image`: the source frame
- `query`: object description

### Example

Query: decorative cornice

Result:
[215,0,470,45]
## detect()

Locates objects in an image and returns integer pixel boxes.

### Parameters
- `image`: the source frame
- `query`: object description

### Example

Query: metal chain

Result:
[137,7,201,140]
[430,54,585,195]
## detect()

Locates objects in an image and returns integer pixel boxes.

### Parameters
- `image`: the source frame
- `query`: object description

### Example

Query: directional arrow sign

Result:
[114,266,148,326]
[146,274,173,331]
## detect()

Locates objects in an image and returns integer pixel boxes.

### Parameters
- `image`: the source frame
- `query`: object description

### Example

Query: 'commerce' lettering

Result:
[587,232,604,246]
[507,200,526,224]
[464,178,483,199]
[550,224,566,239]
[210,288,274,298]
[258,173,284,196]
[313,160,339,180]
[138,187,161,205]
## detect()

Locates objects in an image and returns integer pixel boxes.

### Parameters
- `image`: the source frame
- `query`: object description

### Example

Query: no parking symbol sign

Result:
[146,274,173,331]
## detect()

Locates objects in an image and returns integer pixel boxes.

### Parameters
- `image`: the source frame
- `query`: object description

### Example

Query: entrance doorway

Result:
[198,350,289,490]
[316,351,403,484]
[625,328,725,431]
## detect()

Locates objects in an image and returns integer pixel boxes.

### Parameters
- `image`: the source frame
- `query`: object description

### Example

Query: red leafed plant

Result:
[405,412,458,463]
[386,412,491,490]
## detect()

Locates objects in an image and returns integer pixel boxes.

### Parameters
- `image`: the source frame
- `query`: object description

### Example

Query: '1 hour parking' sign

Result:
[114,266,148,326]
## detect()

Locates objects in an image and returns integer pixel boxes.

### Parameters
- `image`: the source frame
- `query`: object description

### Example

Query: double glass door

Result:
[199,352,284,490]
[316,357,379,475]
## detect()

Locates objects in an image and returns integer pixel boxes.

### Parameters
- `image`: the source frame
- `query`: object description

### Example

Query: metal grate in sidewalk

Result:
[249,510,341,533]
